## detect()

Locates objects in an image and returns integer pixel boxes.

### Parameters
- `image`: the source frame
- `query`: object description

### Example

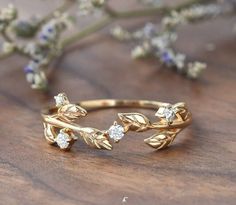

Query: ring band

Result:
[41,93,192,151]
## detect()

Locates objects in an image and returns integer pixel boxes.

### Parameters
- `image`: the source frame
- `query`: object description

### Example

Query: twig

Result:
[1,30,13,42]
[39,0,76,25]
[61,0,214,48]
[61,16,113,47]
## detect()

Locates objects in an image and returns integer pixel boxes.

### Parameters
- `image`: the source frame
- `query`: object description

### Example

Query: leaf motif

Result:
[43,123,56,144]
[58,104,87,121]
[80,128,112,150]
[144,132,176,150]
[173,102,186,110]
[118,113,151,132]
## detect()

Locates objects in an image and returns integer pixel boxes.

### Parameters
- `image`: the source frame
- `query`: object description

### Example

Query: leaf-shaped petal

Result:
[58,104,87,120]
[80,128,112,150]
[144,133,175,150]
[172,102,186,110]
[43,123,56,144]
[118,113,151,132]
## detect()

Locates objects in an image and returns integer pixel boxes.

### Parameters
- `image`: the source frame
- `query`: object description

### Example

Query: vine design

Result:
[42,94,191,151]
[117,103,188,150]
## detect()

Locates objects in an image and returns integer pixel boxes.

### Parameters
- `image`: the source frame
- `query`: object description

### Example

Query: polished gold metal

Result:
[41,93,192,151]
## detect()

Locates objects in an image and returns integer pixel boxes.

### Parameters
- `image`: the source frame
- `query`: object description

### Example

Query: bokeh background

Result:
[0,1,235,205]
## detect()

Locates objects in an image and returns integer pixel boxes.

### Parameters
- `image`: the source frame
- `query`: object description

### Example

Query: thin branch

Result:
[61,16,113,47]
[1,30,13,42]
[39,0,76,25]
[0,0,218,59]
[61,0,215,48]
[103,0,215,18]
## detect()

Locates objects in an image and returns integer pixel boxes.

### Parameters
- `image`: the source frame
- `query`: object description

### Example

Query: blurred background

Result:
[0,0,235,205]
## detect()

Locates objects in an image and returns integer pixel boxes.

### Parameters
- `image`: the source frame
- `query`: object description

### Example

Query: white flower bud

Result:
[111,26,131,41]
[131,46,146,59]
[31,71,47,89]
[187,62,206,79]
[2,42,15,54]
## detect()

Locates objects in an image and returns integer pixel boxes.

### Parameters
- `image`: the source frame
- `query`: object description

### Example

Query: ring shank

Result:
[76,99,191,129]
[78,99,171,111]
[42,99,172,115]
[42,99,191,130]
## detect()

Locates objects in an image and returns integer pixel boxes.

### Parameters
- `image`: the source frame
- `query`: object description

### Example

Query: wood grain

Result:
[0,1,236,205]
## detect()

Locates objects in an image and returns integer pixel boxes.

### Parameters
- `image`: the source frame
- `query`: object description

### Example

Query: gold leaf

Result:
[43,123,56,144]
[58,104,87,121]
[144,132,176,150]
[80,128,112,150]
[118,113,151,132]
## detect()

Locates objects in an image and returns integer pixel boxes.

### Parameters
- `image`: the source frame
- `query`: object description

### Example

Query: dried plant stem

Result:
[62,0,214,47]
[39,0,76,25]
[0,0,215,60]
[61,16,113,47]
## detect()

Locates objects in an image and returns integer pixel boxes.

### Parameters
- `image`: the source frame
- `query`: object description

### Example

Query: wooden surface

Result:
[0,1,236,205]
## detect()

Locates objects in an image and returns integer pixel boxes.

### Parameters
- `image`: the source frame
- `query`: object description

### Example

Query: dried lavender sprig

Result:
[22,13,71,89]
[111,2,233,79]
[0,1,107,90]
[77,0,105,16]
[162,3,224,30]
[0,0,233,90]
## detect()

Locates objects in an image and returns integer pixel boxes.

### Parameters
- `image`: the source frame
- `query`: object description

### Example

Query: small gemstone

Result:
[55,131,70,149]
[163,107,176,122]
[108,124,124,141]
[155,106,176,123]
[54,93,69,107]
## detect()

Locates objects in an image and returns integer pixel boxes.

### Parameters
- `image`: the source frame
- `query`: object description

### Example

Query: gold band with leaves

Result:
[41,93,192,151]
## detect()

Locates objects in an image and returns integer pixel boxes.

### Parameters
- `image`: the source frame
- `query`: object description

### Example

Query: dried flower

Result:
[0,0,234,91]
[2,42,15,54]
[0,4,17,21]
[24,61,45,89]
[111,2,227,79]
[131,42,151,59]
[78,0,105,16]
[110,25,131,41]
[0,4,17,31]
[162,4,222,30]
[187,62,206,79]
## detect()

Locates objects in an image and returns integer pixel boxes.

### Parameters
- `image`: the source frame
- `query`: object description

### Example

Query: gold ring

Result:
[41,93,192,151]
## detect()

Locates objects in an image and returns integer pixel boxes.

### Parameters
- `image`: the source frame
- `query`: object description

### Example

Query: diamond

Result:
[108,124,125,141]
[55,130,70,149]
[155,106,176,123]
[54,93,69,107]
[163,107,176,122]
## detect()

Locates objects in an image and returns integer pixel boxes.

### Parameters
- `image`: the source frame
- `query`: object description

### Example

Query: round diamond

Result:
[108,124,124,141]
[55,132,70,149]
